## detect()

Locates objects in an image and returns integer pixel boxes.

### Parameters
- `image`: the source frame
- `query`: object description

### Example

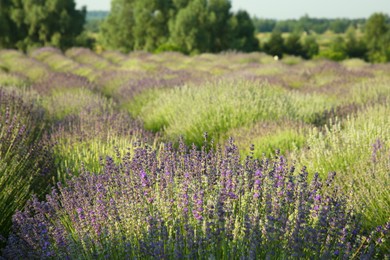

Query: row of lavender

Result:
[0,48,389,258]
[3,139,388,259]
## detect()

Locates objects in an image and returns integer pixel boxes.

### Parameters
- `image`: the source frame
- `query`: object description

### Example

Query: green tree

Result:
[169,0,210,54]
[102,0,258,54]
[263,30,284,58]
[6,0,85,50]
[132,0,173,51]
[207,0,232,52]
[319,36,347,61]
[100,0,136,52]
[301,35,319,59]
[345,26,367,59]
[228,10,259,52]
[0,0,12,48]
[329,19,350,33]
[364,13,390,62]
[252,18,276,33]
[284,33,303,56]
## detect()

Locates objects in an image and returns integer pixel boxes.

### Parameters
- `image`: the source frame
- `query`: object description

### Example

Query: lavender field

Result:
[0,47,389,258]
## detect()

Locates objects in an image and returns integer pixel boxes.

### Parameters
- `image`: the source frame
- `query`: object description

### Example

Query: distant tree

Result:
[101,0,257,54]
[207,0,232,52]
[274,20,296,33]
[263,30,284,58]
[284,33,303,57]
[252,18,276,33]
[329,19,350,33]
[364,13,390,62]
[132,0,172,51]
[301,35,319,59]
[228,10,259,52]
[319,36,347,61]
[6,0,85,50]
[0,0,13,48]
[169,0,210,54]
[345,26,367,59]
[100,0,136,52]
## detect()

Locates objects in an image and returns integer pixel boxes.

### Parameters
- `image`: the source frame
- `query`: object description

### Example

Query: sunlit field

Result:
[0,48,389,258]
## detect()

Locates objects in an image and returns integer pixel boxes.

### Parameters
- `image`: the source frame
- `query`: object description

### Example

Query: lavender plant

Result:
[39,88,112,122]
[0,88,52,243]
[131,79,337,146]
[30,48,98,82]
[0,71,27,88]
[292,103,390,229]
[3,138,388,259]
[49,110,154,182]
[0,51,51,83]
[65,48,114,70]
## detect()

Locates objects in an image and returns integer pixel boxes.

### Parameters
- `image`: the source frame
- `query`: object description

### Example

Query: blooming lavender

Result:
[3,139,387,259]
[0,88,53,245]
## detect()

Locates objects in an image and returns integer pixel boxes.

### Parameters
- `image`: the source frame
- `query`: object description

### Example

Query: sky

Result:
[75,0,390,19]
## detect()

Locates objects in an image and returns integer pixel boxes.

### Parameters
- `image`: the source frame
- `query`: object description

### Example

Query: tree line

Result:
[0,0,86,50]
[0,0,389,62]
[253,16,366,34]
[100,0,258,54]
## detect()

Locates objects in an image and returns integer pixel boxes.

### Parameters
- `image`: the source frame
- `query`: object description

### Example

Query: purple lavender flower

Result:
[3,140,387,259]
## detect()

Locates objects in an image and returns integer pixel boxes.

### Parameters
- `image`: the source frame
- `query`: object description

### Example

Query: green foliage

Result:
[0,0,86,50]
[130,80,337,146]
[0,88,52,242]
[253,15,366,34]
[229,121,308,158]
[101,0,258,54]
[169,0,211,54]
[132,0,171,51]
[228,10,259,52]
[301,35,319,59]
[50,112,150,182]
[329,19,351,33]
[263,31,284,58]
[364,13,390,62]
[292,104,390,228]
[344,26,367,59]
[318,36,348,61]
[100,0,136,52]
[0,71,26,87]
[39,88,112,122]
[284,33,304,57]
[0,0,15,48]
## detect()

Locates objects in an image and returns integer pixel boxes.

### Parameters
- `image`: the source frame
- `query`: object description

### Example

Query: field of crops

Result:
[0,47,389,258]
